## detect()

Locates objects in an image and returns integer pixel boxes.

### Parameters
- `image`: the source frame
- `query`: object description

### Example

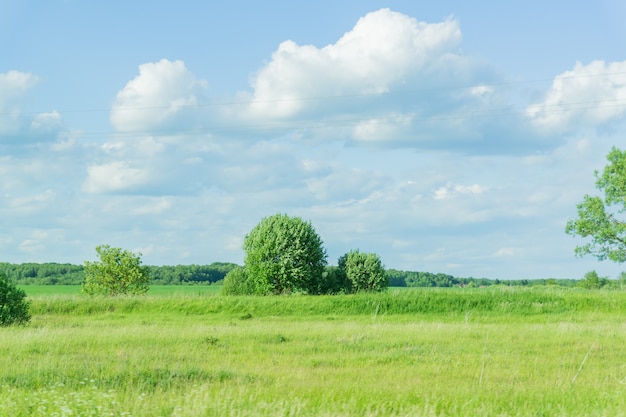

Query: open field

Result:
[2,287,626,416]
[17,284,223,297]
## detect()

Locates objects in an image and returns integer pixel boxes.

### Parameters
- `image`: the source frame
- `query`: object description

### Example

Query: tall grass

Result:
[2,287,626,416]
[27,286,626,318]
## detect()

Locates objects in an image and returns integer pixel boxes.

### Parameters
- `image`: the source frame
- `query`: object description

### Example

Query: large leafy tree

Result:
[243,214,327,295]
[566,147,626,263]
[338,250,387,293]
[83,245,150,295]
[0,273,31,326]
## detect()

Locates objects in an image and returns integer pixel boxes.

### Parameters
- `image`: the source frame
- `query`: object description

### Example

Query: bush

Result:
[0,273,31,326]
[221,267,253,295]
[338,250,387,293]
[316,266,352,295]
[578,270,607,289]
[83,245,150,296]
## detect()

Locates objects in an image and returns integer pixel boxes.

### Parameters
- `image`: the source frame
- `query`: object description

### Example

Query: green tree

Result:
[578,270,606,289]
[243,214,327,295]
[338,250,387,293]
[221,266,253,295]
[83,245,150,296]
[566,147,626,263]
[318,266,352,294]
[0,272,31,326]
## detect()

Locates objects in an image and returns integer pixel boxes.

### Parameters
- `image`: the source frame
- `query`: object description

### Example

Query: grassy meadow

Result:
[1,286,626,416]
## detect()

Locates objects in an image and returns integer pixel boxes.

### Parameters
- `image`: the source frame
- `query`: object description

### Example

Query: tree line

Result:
[0,262,238,286]
[2,260,619,288]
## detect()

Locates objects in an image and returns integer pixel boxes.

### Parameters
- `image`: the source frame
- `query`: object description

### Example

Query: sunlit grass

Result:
[2,288,626,416]
[18,284,222,298]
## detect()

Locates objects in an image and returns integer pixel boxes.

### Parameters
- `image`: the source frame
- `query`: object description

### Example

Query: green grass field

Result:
[17,284,223,297]
[2,287,626,416]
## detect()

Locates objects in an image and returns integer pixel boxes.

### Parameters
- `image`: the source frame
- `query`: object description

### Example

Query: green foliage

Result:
[338,250,387,293]
[577,270,608,289]
[386,269,460,287]
[316,266,352,294]
[0,262,84,284]
[566,146,626,263]
[0,273,31,326]
[0,262,238,286]
[1,261,591,289]
[82,245,149,296]
[243,213,327,295]
[146,262,238,285]
[221,266,253,295]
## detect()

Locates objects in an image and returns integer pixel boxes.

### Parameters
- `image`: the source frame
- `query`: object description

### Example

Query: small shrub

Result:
[578,270,607,289]
[221,266,253,295]
[0,273,31,326]
[83,245,149,296]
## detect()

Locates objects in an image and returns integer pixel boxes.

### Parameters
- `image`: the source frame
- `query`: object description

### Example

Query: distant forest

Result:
[0,262,583,287]
[0,262,238,286]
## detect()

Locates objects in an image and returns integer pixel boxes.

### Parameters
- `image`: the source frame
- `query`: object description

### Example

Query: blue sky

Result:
[2,0,626,279]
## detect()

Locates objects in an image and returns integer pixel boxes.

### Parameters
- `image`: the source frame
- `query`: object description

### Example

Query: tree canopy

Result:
[566,147,626,263]
[83,245,150,296]
[338,250,387,293]
[243,214,327,295]
[0,272,30,326]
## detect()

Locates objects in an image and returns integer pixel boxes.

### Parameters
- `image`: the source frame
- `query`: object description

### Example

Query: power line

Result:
[4,70,626,118]
[8,96,623,142]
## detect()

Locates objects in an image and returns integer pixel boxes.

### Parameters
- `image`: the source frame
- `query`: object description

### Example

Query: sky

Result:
[2,0,626,280]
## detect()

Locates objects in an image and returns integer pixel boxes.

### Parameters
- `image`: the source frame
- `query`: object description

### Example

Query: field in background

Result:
[2,287,626,416]
[18,284,222,297]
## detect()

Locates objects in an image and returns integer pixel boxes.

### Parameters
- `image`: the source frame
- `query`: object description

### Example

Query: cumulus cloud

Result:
[232,8,539,152]
[110,59,208,132]
[255,9,461,96]
[0,70,65,143]
[83,161,152,194]
[527,60,626,131]
[31,111,62,132]
[0,70,39,108]
[246,9,465,120]
[106,10,544,153]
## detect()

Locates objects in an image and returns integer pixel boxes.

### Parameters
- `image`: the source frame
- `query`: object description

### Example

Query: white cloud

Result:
[110,59,208,132]
[352,113,415,142]
[433,183,488,200]
[0,71,66,143]
[527,60,626,131]
[83,161,151,194]
[246,9,463,120]
[102,10,541,153]
[0,70,39,109]
[18,229,50,254]
[130,197,173,215]
[470,85,494,97]
[31,111,62,132]
[9,190,56,213]
[233,8,544,152]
